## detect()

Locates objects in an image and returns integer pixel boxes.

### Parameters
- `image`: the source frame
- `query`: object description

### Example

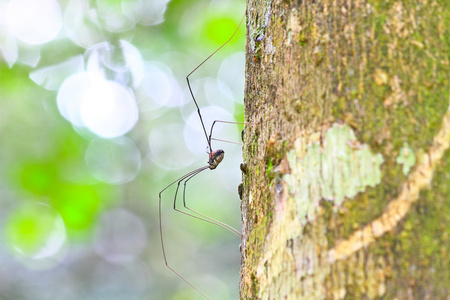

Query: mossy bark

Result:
[240,0,450,299]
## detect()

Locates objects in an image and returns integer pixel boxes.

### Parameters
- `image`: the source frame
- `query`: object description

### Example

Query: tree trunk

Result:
[240,0,450,299]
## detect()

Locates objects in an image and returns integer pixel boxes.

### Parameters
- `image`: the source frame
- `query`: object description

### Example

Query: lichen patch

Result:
[284,123,384,225]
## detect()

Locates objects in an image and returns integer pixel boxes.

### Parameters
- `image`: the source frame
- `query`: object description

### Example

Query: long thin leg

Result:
[208,120,249,148]
[210,137,243,145]
[159,166,210,300]
[186,13,246,153]
[171,168,235,228]
[159,164,243,299]
[160,8,247,300]
[180,171,242,238]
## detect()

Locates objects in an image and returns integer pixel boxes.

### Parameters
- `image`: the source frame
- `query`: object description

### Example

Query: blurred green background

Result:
[0,0,245,299]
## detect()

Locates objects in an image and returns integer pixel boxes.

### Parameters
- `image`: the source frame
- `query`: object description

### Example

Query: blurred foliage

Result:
[0,0,245,298]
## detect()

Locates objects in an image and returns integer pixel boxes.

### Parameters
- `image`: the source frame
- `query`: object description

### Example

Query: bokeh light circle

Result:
[57,72,139,138]
[137,62,183,111]
[4,202,66,260]
[85,136,142,184]
[85,41,144,89]
[183,106,235,155]
[80,79,138,138]
[189,78,235,113]
[93,209,147,264]
[122,0,170,26]
[96,0,135,32]
[6,0,62,45]
[92,260,151,300]
[218,52,245,101]
[64,0,103,48]
[149,122,196,170]
[57,72,97,127]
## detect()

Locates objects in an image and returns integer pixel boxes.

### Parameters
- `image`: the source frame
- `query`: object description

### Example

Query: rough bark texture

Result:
[240,0,450,299]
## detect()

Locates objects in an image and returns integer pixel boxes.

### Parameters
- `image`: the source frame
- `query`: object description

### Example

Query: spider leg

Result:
[181,171,242,238]
[186,14,246,153]
[159,166,210,300]
[208,120,255,149]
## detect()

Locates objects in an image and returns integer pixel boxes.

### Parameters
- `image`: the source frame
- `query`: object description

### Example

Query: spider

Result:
[158,10,246,300]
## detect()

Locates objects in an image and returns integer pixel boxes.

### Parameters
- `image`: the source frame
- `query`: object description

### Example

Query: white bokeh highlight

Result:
[218,52,245,102]
[183,106,236,155]
[137,62,183,112]
[5,0,62,45]
[149,122,196,170]
[184,78,235,114]
[96,0,135,32]
[80,79,138,138]
[64,0,104,48]
[64,0,171,48]
[121,40,145,88]
[57,72,139,138]
[122,0,171,26]
[85,41,144,88]
[30,55,85,91]
[57,72,95,127]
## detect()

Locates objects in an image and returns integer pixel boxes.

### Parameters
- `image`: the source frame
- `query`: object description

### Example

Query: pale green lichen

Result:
[247,0,273,51]
[284,124,384,225]
[396,142,416,176]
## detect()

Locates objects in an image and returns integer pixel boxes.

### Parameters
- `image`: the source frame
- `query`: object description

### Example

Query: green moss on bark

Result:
[241,0,450,299]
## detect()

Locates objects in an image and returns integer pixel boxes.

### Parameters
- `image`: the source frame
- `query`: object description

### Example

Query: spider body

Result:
[208,149,224,170]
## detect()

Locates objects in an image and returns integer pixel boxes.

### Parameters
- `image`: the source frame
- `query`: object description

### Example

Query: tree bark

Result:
[240,0,450,299]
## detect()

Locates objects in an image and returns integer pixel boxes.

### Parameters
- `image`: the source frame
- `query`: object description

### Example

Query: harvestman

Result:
[158,12,246,299]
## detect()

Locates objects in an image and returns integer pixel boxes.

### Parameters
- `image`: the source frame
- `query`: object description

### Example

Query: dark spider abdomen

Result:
[208,149,224,169]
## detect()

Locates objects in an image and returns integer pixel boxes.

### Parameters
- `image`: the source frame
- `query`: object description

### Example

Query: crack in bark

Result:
[328,103,450,263]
